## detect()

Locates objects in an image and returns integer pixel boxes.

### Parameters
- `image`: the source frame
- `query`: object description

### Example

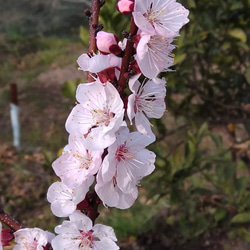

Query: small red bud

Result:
[84,9,91,17]
[96,31,122,56]
[1,228,14,247]
[117,0,134,15]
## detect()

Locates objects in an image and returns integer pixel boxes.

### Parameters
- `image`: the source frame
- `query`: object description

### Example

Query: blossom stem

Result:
[84,1,104,224]
[86,190,100,224]
[118,17,138,93]
[0,206,24,231]
[87,0,102,83]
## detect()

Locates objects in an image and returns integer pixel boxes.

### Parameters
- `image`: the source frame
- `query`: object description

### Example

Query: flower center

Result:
[143,2,164,26]
[135,94,156,112]
[115,144,134,162]
[27,239,39,250]
[79,230,94,248]
[74,152,93,170]
[91,108,115,127]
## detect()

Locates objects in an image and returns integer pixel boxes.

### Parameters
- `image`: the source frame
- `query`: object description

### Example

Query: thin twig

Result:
[87,0,102,82]
[85,0,103,224]
[0,207,24,232]
[118,18,138,93]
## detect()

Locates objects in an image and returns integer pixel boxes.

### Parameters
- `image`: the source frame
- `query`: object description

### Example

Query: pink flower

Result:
[52,135,102,188]
[127,74,166,139]
[96,31,122,56]
[133,0,189,37]
[95,168,138,209]
[77,53,122,84]
[96,126,155,208]
[13,228,54,250]
[65,80,124,151]
[51,211,119,250]
[135,33,175,78]
[77,53,121,73]
[47,178,93,217]
[117,0,134,15]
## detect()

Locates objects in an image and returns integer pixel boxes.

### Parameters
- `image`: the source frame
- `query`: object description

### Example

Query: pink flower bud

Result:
[1,228,14,247]
[96,31,122,56]
[117,0,134,15]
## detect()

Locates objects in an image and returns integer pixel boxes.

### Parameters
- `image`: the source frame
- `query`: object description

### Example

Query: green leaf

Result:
[235,176,249,193]
[193,214,210,237]
[187,131,196,144]
[214,207,227,222]
[62,80,79,98]
[221,42,231,51]
[197,122,208,142]
[184,139,197,167]
[166,215,175,225]
[237,41,249,51]
[215,163,236,182]
[229,228,250,242]
[79,26,89,47]
[171,147,183,166]
[188,0,196,8]
[224,163,236,180]
[228,28,247,43]
[230,2,244,10]
[231,213,250,224]
[174,53,187,64]
[245,67,250,84]
[238,228,250,242]
[172,168,191,180]
[209,133,222,148]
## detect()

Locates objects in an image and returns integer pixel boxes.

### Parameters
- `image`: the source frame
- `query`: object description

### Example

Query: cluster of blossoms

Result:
[0,0,189,249]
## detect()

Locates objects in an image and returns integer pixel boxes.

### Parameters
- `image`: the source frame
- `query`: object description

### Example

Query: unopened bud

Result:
[117,0,134,15]
[84,9,91,17]
[96,31,122,56]
[1,228,14,247]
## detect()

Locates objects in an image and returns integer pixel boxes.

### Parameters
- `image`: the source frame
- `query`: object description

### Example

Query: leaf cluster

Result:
[168,0,250,123]
[144,121,250,245]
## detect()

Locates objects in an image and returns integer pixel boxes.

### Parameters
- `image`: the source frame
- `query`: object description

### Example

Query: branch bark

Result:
[0,207,24,232]
[118,18,138,93]
[87,0,102,82]
[85,0,103,224]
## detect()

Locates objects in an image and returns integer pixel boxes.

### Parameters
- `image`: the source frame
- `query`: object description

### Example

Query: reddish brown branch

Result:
[118,18,138,93]
[85,0,103,224]
[87,0,102,82]
[0,207,24,232]
[86,190,101,224]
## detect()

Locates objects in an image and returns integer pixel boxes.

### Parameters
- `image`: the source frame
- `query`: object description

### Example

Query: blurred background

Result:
[0,0,250,249]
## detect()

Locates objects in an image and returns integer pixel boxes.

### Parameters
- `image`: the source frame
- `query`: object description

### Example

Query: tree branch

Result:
[0,207,24,232]
[118,17,138,93]
[87,0,102,82]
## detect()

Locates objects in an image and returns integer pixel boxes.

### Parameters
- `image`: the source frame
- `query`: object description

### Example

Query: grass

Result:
[0,35,82,84]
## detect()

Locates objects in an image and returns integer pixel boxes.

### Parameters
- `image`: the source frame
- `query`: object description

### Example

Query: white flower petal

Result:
[66,81,124,151]
[133,0,189,37]
[136,34,175,78]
